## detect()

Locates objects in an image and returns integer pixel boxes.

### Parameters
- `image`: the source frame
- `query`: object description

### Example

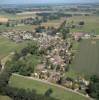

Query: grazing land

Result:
[71,39,99,77]
[9,74,89,100]
[0,95,11,100]
[0,37,28,59]
[68,15,99,34]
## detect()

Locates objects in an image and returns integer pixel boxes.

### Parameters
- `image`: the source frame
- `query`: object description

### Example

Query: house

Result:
[72,32,85,41]
[84,34,91,39]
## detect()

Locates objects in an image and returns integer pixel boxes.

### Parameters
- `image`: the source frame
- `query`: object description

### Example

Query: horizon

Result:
[0,0,99,5]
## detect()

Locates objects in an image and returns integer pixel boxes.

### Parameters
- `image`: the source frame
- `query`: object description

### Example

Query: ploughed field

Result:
[71,39,99,77]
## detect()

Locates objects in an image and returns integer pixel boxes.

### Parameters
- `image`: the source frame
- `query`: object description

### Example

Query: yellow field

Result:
[0,17,8,23]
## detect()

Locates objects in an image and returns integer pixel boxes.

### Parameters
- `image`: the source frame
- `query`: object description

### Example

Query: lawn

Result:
[0,95,11,100]
[68,15,99,34]
[0,37,29,59]
[71,39,99,77]
[9,74,89,100]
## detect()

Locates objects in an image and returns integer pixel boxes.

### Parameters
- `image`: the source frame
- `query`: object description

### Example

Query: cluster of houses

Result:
[0,29,90,94]
[30,32,90,93]
[71,32,91,41]
[32,34,73,82]
[0,31,36,42]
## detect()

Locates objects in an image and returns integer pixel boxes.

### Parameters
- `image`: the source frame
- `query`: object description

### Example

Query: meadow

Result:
[9,74,89,100]
[0,37,29,59]
[68,15,99,34]
[71,39,99,77]
[0,95,11,100]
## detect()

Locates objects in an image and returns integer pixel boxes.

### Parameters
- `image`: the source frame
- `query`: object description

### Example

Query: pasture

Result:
[0,95,11,100]
[71,39,99,77]
[0,37,28,59]
[68,15,99,34]
[9,74,89,100]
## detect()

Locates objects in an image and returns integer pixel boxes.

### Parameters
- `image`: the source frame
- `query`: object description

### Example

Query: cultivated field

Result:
[0,17,8,23]
[9,74,89,100]
[41,18,65,28]
[71,39,99,77]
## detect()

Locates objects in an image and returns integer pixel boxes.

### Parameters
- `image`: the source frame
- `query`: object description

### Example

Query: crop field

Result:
[0,17,8,23]
[0,37,29,59]
[41,18,65,28]
[0,11,36,20]
[71,39,99,77]
[68,15,99,34]
[9,74,89,100]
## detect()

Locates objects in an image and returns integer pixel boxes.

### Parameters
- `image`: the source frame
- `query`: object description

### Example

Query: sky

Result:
[0,0,99,4]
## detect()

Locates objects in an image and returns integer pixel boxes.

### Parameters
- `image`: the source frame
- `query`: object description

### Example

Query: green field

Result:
[68,15,99,34]
[9,74,89,100]
[71,39,99,77]
[0,95,11,100]
[0,24,37,31]
[0,37,29,59]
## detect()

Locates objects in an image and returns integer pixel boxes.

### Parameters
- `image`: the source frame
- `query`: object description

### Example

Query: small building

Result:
[73,32,85,41]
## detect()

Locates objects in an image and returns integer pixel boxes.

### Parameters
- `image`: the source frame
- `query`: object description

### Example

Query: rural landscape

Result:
[0,0,99,100]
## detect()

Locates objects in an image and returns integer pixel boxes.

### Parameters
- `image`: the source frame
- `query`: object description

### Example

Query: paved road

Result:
[13,73,92,100]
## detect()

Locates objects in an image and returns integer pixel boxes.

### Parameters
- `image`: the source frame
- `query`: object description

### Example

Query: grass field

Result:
[0,95,11,100]
[0,24,38,31]
[0,37,29,59]
[9,74,89,100]
[71,39,99,77]
[0,11,36,20]
[68,15,99,34]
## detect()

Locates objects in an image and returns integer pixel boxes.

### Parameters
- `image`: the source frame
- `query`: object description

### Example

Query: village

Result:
[0,25,93,95]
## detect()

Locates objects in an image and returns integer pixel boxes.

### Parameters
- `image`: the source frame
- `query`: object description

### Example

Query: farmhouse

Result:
[72,32,85,40]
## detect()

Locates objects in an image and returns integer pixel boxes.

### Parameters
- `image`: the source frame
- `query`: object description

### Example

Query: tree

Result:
[79,21,85,26]
[6,22,10,27]
[45,88,53,97]
[61,28,70,39]
[87,75,99,99]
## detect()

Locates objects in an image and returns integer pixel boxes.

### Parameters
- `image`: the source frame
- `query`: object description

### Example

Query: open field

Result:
[0,37,29,59]
[68,15,99,34]
[71,39,99,77]
[41,18,65,28]
[0,24,38,31]
[0,11,36,20]
[0,17,8,23]
[0,95,11,100]
[9,74,89,100]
